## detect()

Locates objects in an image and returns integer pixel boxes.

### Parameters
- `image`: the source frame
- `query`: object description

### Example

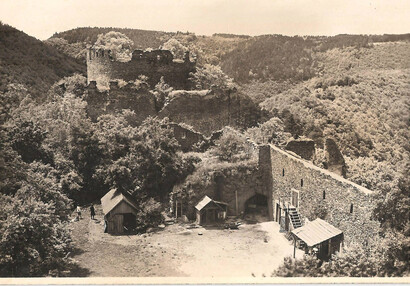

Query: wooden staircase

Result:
[288,207,303,229]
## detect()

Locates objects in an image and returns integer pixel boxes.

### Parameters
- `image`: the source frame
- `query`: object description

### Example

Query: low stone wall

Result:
[260,145,380,244]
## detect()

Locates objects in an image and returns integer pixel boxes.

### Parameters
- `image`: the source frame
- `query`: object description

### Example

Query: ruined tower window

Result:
[323,190,326,199]
[282,169,285,177]
[101,50,104,57]
[350,203,354,214]
[301,179,304,187]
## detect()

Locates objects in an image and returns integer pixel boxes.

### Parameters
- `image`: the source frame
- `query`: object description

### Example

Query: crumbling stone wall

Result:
[87,48,195,90]
[168,123,207,152]
[159,89,262,136]
[285,138,315,160]
[85,80,157,124]
[325,138,347,177]
[259,145,379,244]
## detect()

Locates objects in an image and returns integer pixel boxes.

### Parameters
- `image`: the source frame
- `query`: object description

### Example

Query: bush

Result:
[135,198,163,232]
[211,128,253,162]
[0,196,72,277]
[274,233,410,277]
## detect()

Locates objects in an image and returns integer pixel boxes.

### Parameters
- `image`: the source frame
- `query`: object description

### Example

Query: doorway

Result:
[123,213,136,233]
[245,193,268,222]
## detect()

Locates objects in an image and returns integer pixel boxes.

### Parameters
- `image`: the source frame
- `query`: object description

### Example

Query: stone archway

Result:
[244,193,269,222]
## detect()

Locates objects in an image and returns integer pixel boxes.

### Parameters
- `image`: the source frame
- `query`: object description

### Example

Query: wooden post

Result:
[175,200,178,218]
[235,190,238,216]
[328,238,332,258]
[293,237,296,258]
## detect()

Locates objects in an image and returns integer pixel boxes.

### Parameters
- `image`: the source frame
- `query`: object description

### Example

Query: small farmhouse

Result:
[195,195,228,225]
[101,189,138,234]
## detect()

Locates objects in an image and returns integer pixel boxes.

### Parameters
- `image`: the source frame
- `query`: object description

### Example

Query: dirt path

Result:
[70,205,303,277]
[70,206,183,277]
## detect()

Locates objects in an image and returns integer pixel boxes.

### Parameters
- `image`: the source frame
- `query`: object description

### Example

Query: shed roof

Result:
[101,189,138,215]
[291,218,343,247]
[195,195,228,211]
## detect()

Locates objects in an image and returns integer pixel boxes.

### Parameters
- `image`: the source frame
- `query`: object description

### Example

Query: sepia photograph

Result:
[0,0,409,284]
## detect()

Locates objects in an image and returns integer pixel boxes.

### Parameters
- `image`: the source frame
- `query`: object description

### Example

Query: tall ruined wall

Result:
[260,145,379,244]
[85,81,157,124]
[87,48,196,90]
[159,89,262,137]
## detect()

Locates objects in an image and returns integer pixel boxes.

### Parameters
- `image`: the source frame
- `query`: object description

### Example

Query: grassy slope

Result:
[0,23,86,99]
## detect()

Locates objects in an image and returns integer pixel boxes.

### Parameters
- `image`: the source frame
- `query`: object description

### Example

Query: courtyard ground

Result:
[69,205,303,277]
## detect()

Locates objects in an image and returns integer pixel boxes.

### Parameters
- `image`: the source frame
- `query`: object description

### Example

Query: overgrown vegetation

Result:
[171,128,258,218]
[1,23,409,277]
[274,232,409,277]
[0,73,198,276]
[0,23,85,100]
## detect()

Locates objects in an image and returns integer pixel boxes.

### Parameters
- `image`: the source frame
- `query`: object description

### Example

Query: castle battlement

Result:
[87,46,195,90]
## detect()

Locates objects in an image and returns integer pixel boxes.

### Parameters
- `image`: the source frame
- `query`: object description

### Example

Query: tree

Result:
[373,166,410,233]
[160,38,189,60]
[94,31,134,62]
[245,117,291,145]
[96,116,197,202]
[6,116,51,164]
[211,128,253,162]
[0,84,28,124]
[189,64,236,92]
[0,138,73,277]
[0,196,72,277]
[0,136,27,196]
[153,77,173,111]
[273,233,410,277]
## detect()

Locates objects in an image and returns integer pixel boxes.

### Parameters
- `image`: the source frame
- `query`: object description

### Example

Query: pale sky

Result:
[0,0,409,40]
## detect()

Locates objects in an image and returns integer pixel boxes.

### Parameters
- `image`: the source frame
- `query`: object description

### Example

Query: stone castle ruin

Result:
[177,142,379,245]
[87,47,196,90]
[84,46,262,136]
[85,44,377,246]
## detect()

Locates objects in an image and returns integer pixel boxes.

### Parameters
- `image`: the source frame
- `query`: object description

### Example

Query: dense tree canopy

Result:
[93,31,134,62]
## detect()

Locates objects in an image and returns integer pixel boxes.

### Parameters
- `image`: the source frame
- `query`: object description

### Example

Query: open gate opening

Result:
[244,193,269,222]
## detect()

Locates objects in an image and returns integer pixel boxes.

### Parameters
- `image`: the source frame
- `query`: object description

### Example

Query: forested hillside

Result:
[51,27,172,49]
[249,42,410,193]
[47,28,248,65]
[0,22,85,99]
[1,23,409,276]
[47,27,409,83]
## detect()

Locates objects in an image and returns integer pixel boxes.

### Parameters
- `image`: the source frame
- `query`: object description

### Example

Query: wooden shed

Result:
[291,218,344,260]
[195,195,228,225]
[101,189,138,234]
